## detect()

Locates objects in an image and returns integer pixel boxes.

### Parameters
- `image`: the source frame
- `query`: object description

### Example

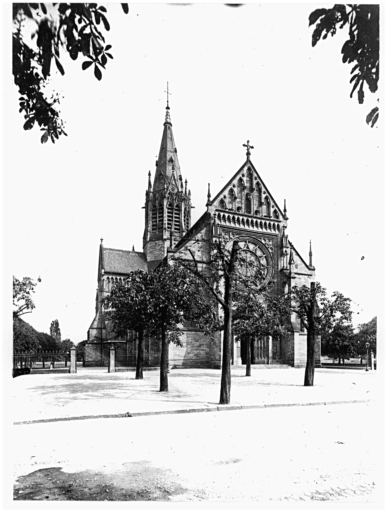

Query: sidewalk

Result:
[12,366,376,424]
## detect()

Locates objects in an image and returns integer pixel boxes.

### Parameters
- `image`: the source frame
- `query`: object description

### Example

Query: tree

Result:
[148,263,214,392]
[354,316,377,360]
[49,319,61,343]
[60,338,75,352]
[289,282,352,386]
[233,292,289,377]
[104,264,210,391]
[76,340,87,362]
[104,270,156,380]
[175,239,239,404]
[13,316,61,353]
[321,320,355,364]
[13,275,41,320]
[309,4,379,127]
[13,317,41,352]
[174,235,268,404]
[35,331,61,351]
[12,3,129,143]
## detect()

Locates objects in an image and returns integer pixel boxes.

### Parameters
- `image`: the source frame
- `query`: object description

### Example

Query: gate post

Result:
[69,347,77,374]
[108,346,116,373]
[370,351,374,371]
[267,336,272,364]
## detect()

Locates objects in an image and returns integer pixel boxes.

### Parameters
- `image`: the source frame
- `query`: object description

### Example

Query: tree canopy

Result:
[354,316,377,357]
[13,317,61,353]
[288,282,352,385]
[49,319,61,342]
[104,264,213,391]
[174,235,271,403]
[104,270,159,380]
[309,4,379,127]
[12,3,129,143]
[13,275,41,320]
[321,320,355,362]
[13,317,41,352]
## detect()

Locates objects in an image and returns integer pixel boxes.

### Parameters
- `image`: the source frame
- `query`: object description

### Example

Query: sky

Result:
[3,2,384,344]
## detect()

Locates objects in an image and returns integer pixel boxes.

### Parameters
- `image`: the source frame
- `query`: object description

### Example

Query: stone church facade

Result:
[86,100,321,369]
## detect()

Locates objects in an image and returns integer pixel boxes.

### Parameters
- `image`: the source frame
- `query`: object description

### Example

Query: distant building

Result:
[86,99,320,368]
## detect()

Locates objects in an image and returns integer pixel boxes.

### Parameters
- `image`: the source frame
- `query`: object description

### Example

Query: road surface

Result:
[12,401,380,502]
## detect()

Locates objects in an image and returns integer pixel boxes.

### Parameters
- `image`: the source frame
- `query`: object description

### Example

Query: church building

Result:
[86,96,321,369]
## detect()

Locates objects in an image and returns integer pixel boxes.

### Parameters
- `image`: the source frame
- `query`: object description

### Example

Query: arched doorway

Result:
[241,336,267,364]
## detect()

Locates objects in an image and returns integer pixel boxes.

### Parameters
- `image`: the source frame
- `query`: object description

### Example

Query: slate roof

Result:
[102,248,148,275]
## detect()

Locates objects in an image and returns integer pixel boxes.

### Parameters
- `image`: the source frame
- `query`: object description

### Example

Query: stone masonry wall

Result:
[85,343,103,366]
[169,329,221,368]
[145,238,166,263]
[294,332,307,368]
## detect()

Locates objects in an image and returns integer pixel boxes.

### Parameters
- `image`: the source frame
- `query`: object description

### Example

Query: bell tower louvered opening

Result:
[173,203,180,231]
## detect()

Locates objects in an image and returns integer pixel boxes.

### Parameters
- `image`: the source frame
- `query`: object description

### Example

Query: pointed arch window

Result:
[237,178,244,211]
[219,198,227,210]
[173,202,181,231]
[157,201,164,229]
[237,177,244,196]
[246,168,253,193]
[256,183,262,210]
[151,202,158,230]
[228,188,235,210]
[166,197,181,232]
[264,196,271,217]
[245,194,252,214]
[152,200,164,231]
[167,200,173,230]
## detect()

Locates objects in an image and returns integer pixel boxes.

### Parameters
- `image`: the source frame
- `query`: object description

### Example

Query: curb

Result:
[13,398,371,426]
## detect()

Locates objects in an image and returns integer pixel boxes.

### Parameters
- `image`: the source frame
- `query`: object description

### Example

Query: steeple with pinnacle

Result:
[143,86,192,263]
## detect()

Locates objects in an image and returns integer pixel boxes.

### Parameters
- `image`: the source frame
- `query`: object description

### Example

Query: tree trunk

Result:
[220,305,232,404]
[304,282,317,386]
[246,335,251,377]
[136,330,144,380]
[160,324,168,392]
[219,240,238,404]
[304,323,316,386]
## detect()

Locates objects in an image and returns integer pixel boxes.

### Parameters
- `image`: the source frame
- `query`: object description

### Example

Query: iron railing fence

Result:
[13,351,71,369]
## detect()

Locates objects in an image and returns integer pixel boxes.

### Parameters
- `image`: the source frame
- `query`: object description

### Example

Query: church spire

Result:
[152,85,182,192]
[143,88,192,263]
[164,82,172,125]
